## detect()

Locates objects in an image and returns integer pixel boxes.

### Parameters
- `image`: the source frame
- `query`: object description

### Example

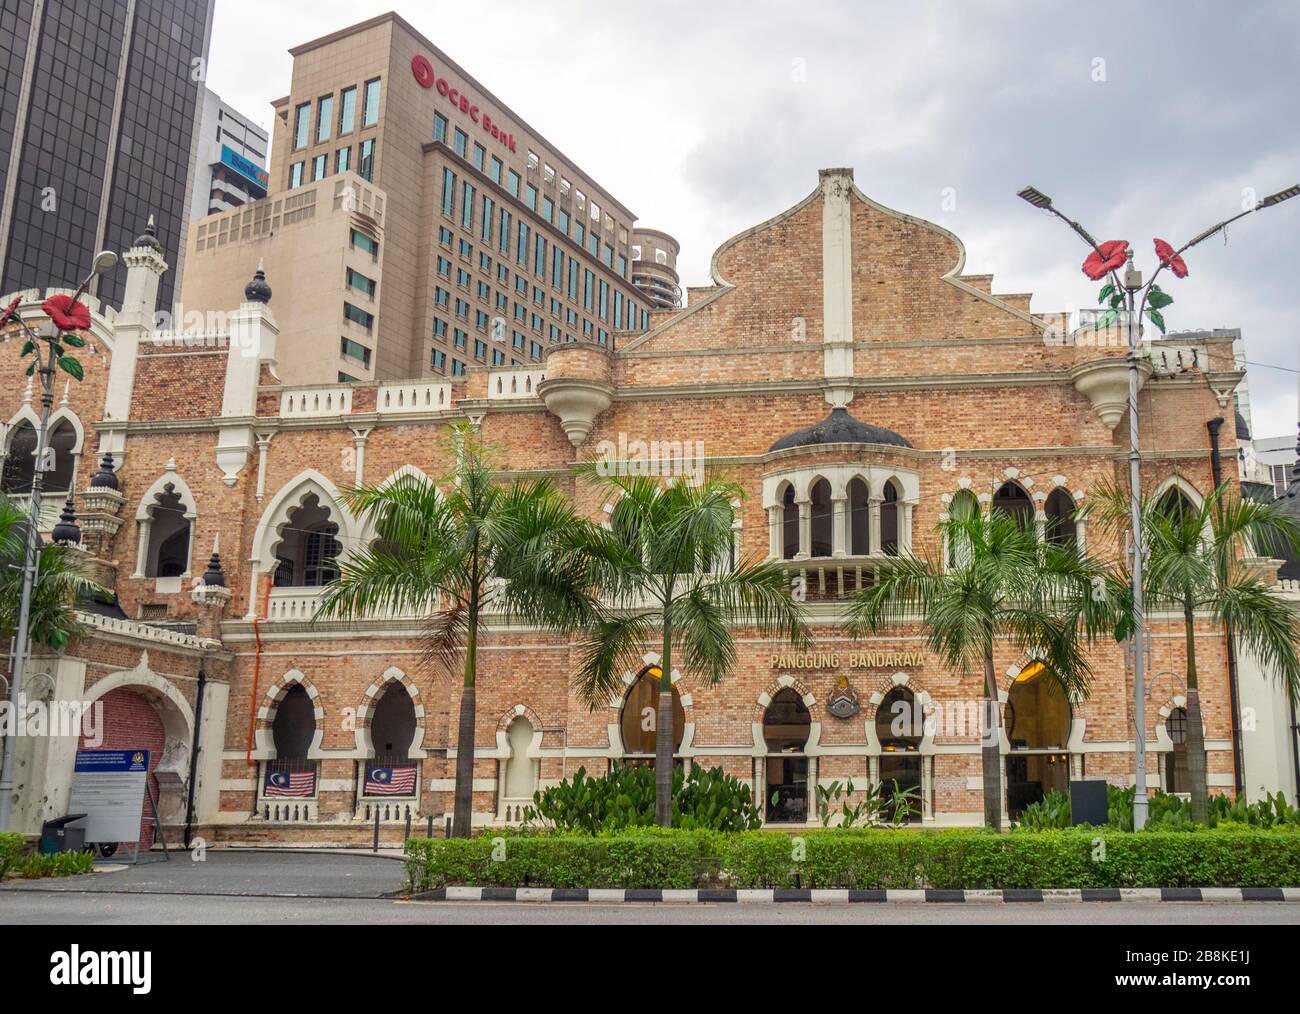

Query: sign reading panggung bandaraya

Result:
[769,651,927,670]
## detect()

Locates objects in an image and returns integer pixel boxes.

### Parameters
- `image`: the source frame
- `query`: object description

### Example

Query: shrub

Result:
[1017,786,1300,832]
[405,826,1300,891]
[16,850,94,879]
[526,764,761,833]
[405,829,724,892]
[0,832,23,879]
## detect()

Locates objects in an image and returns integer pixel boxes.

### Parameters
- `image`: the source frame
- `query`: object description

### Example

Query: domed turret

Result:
[133,214,162,253]
[244,260,272,304]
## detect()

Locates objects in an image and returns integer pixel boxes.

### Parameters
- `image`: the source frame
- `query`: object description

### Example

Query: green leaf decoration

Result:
[19,340,34,357]
[57,355,84,381]
[1147,288,1174,310]
[25,360,36,376]
[62,333,86,348]
[1109,292,1124,309]
[1093,308,1118,331]
[1098,283,1114,303]
[1145,308,1167,333]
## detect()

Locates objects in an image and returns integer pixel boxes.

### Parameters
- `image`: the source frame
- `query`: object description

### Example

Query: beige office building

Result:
[181,12,672,385]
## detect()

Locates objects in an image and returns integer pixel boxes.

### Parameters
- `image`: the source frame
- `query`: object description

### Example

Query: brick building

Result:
[2,167,1293,844]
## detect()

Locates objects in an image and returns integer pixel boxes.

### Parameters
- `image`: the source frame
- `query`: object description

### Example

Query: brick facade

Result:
[0,165,1257,839]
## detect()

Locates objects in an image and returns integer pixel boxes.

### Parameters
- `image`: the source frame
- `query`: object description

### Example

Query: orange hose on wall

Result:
[246,574,273,766]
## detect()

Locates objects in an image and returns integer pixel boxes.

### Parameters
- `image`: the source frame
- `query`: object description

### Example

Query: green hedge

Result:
[405,827,1300,892]
[0,832,22,880]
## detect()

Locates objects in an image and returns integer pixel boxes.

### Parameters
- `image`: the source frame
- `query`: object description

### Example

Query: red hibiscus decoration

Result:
[0,296,20,328]
[42,293,91,332]
[1154,238,1188,278]
[1082,240,1129,281]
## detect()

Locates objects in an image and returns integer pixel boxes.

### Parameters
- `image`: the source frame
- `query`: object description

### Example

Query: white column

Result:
[133,518,152,577]
[796,500,811,559]
[831,496,847,557]
[820,168,856,408]
[255,432,274,503]
[868,497,882,556]
[902,502,914,554]
[766,506,782,559]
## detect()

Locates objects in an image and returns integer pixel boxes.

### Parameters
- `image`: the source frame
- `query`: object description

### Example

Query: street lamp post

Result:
[0,251,117,832]
[1018,184,1298,829]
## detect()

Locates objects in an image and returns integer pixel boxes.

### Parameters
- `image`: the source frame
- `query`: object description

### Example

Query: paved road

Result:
[2,849,407,899]
[3,891,1299,924]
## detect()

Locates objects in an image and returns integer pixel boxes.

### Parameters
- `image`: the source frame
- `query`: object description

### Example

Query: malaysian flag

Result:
[264,769,315,798]
[365,766,417,796]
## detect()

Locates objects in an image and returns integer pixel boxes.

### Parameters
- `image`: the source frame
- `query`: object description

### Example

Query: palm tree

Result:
[1087,481,1300,823]
[573,473,810,827]
[0,499,105,652]
[316,425,608,837]
[848,504,1113,830]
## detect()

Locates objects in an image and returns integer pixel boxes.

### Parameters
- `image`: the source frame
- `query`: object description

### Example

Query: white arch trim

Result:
[134,467,198,521]
[251,668,326,760]
[352,665,427,759]
[247,469,355,616]
[83,660,195,781]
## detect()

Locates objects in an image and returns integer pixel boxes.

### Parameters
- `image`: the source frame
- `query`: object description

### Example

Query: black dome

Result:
[769,407,912,452]
[1235,410,1251,441]
[89,452,119,490]
[244,262,272,304]
[133,215,162,253]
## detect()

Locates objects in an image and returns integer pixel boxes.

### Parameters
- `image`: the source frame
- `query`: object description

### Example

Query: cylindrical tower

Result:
[630,229,682,310]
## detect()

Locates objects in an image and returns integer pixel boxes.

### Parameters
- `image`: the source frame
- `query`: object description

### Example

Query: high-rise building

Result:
[0,0,215,313]
[181,12,675,385]
[189,87,270,221]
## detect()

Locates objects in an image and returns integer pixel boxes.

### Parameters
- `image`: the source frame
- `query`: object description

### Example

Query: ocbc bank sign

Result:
[411,54,518,154]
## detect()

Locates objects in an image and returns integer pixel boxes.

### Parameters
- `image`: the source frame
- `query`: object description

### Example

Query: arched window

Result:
[1157,487,1196,525]
[274,494,341,587]
[1164,706,1189,794]
[1,419,76,494]
[876,686,922,822]
[368,684,416,766]
[1005,662,1071,819]
[947,489,979,568]
[362,683,419,799]
[809,478,832,558]
[763,688,810,824]
[880,480,900,556]
[264,684,318,800]
[502,717,538,803]
[620,667,684,762]
[847,477,870,555]
[780,483,799,560]
[140,485,193,578]
[993,481,1033,528]
[1045,488,1077,546]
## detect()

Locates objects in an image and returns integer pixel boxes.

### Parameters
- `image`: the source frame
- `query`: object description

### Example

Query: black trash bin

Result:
[40,814,88,854]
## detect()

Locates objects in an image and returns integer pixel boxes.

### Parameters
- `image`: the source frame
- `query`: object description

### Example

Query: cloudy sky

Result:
[210,0,1300,438]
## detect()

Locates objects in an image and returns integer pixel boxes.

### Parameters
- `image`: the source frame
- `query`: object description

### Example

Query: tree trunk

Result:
[1183,603,1209,824]
[982,648,1002,832]
[655,615,674,828]
[452,618,478,838]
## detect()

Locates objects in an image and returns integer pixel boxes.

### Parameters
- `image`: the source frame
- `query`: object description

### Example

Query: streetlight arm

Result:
[1042,204,1127,294]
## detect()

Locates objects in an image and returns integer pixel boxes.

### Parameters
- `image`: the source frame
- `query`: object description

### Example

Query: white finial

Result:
[164,456,176,473]
[211,532,220,555]
[60,379,70,406]
[22,375,32,404]
[257,258,264,272]
[147,213,155,229]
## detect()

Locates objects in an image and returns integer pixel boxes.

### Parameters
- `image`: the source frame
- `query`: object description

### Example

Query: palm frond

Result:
[572,610,659,706]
